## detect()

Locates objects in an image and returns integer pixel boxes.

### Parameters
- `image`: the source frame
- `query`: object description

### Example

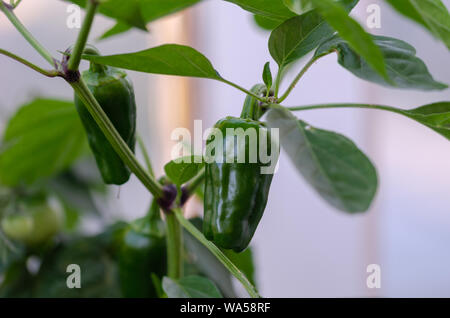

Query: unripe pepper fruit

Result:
[203,84,278,252]
[116,200,166,298]
[74,52,136,185]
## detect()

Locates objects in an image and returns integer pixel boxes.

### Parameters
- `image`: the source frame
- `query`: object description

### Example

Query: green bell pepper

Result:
[203,85,278,252]
[74,60,136,185]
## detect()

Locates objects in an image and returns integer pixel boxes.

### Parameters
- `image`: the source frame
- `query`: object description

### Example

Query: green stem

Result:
[287,103,405,115]
[273,67,283,98]
[11,0,21,9]
[0,48,59,77]
[137,136,155,178]
[278,54,326,103]
[175,210,261,298]
[68,0,99,71]
[70,79,164,198]
[184,168,205,197]
[166,210,183,279]
[0,1,55,66]
[220,78,267,103]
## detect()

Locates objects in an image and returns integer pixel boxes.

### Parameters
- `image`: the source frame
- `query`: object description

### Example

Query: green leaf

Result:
[65,0,147,30]
[262,62,273,89]
[223,248,256,286]
[164,156,205,186]
[266,107,378,213]
[162,275,222,298]
[0,99,87,186]
[65,0,203,31]
[309,0,388,80]
[46,161,106,218]
[269,10,334,67]
[253,15,281,30]
[183,221,236,297]
[183,218,257,297]
[269,0,359,68]
[224,0,297,21]
[283,0,314,14]
[385,0,450,50]
[139,0,203,23]
[33,236,122,297]
[82,44,222,80]
[400,102,450,140]
[315,35,447,90]
[98,21,133,41]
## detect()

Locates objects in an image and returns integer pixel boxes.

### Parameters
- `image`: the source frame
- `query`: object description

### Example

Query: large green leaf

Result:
[269,10,334,67]
[65,0,147,30]
[266,107,377,213]
[139,0,202,23]
[162,275,223,298]
[224,0,297,21]
[98,21,133,41]
[385,0,450,50]
[82,44,222,80]
[309,0,387,79]
[283,0,314,14]
[315,35,447,90]
[253,15,281,31]
[268,0,359,68]
[0,99,87,186]
[65,0,202,30]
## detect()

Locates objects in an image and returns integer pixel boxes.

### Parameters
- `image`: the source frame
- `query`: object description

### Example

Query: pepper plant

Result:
[0,0,449,298]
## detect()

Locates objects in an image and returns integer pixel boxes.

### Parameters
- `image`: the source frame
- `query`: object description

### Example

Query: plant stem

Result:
[71,79,164,198]
[287,103,405,115]
[13,0,21,8]
[137,135,155,178]
[220,78,267,103]
[166,210,183,279]
[68,0,99,71]
[184,168,205,197]
[273,67,283,98]
[175,210,261,298]
[0,48,59,77]
[0,1,55,66]
[278,55,325,103]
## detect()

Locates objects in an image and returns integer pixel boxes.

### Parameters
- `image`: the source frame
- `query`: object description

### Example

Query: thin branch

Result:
[0,48,60,77]
[220,78,267,103]
[286,103,405,115]
[137,135,155,178]
[278,53,329,103]
[68,0,99,71]
[0,1,55,66]
[184,168,205,197]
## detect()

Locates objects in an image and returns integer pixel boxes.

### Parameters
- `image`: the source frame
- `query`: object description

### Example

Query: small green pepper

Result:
[74,57,136,185]
[117,200,166,298]
[1,201,63,246]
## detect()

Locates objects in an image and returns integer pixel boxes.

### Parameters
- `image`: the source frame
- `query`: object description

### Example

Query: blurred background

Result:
[1,0,450,297]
